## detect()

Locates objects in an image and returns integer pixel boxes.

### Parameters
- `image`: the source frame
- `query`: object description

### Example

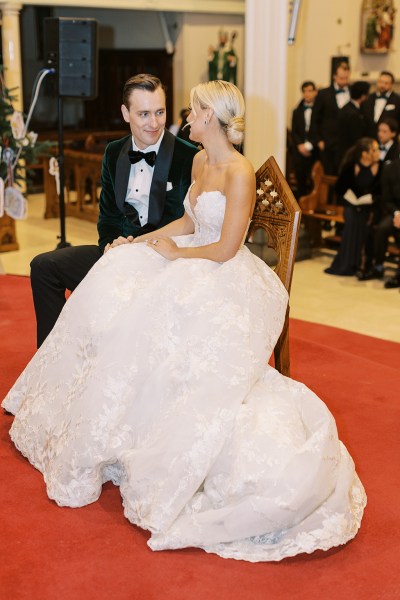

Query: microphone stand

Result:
[56,94,70,249]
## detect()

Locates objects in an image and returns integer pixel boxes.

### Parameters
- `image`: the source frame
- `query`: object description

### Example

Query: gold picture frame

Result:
[360,0,396,54]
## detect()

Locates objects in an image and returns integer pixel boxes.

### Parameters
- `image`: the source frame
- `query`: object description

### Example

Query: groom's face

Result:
[121,87,166,150]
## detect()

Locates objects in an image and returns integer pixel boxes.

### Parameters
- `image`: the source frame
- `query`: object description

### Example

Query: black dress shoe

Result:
[357,268,384,281]
[384,275,400,289]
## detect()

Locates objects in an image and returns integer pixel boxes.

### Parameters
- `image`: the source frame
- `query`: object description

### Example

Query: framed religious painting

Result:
[361,0,396,53]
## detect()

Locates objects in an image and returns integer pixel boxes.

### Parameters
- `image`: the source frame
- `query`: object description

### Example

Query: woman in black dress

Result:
[325,137,381,276]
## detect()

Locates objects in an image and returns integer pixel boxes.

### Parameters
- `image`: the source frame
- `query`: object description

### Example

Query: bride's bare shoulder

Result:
[227,153,255,186]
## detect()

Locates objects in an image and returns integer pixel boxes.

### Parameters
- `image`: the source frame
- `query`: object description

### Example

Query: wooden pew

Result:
[298,161,343,247]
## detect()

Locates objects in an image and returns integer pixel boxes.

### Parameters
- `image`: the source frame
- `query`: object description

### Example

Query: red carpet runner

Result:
[0,275,399,600]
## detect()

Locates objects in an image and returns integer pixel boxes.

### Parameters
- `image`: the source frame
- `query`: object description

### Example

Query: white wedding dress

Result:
[2,187,366,562]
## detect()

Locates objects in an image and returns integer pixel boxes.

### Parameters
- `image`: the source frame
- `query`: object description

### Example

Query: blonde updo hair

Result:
[190,80,245,145]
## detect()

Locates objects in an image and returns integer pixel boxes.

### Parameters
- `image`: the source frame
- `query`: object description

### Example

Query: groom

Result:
[31,74,198,347]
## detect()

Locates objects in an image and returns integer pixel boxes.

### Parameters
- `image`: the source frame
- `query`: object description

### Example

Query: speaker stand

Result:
[56,95,71,249]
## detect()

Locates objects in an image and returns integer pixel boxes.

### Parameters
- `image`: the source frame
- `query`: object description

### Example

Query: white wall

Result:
[173,12,244,122]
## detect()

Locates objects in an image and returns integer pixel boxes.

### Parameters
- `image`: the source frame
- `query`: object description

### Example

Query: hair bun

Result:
[226,116,244,145]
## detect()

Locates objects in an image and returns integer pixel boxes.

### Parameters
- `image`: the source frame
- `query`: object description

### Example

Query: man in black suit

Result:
[336,80,370,167]
[313,61,351,175]
[362,71,400,138]
[290,80,318,198]
[358,157,400,285]
[30,74,198,347]
[377,118,399,164]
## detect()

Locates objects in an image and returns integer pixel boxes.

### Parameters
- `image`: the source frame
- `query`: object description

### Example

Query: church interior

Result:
[0,1,399,599]
[0,0,399,342]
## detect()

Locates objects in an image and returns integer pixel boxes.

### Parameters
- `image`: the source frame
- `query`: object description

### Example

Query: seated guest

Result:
[358,156,400,286]
[336,81,370,167]
[290,80,319,198]
[377,118,399,163]
[325,138,381,276]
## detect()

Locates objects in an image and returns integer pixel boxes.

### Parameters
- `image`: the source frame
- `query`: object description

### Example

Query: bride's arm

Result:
[133,211,195,243]
[152,161,255,263]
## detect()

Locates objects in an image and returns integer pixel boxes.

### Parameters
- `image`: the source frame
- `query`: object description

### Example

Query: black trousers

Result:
[373,214,398,265]
[30,245,103,347]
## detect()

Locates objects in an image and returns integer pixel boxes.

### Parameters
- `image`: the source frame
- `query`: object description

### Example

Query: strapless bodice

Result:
[183,188,226,246]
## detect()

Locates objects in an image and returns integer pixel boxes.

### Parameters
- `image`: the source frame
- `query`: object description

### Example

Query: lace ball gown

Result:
[2,188,366,562]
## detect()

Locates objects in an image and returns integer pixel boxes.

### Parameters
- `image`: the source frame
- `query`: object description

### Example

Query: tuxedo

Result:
[31,130,199,346]
[362,91,400,137]
[313,85,350,175]
[379,140,400,164]
[98,131,198,251]
[290,100,318,197]
[336,101,369,166]
[370,158,400,266]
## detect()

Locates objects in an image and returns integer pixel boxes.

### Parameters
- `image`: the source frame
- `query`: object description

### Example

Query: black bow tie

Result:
[303,103,313,109]
[128,150,157,167]
[376,94,389,99]
[379,144,386,151]
[335,88,346,94]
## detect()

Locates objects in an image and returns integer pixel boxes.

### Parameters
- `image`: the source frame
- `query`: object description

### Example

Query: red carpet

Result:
[1,274,399,600]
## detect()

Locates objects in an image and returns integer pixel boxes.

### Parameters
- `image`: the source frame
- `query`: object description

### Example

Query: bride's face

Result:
[187,101,208,142]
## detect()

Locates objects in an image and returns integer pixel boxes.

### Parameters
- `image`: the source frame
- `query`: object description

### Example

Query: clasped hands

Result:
[104,235,180,260]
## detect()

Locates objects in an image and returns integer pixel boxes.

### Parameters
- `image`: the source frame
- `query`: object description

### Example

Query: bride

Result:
[2,80,366,562]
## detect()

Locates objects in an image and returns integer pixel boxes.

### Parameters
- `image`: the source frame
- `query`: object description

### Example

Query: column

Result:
[1,2,23,110]
[244,0,288,171]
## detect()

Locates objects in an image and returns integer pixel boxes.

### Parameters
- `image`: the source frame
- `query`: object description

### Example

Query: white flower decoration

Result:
[256,188,264,196]
[10,111,25,140]
[264,179,273,187]
[270,190,278,198]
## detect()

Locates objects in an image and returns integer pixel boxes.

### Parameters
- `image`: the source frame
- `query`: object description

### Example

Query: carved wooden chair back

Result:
[246,156,301,376]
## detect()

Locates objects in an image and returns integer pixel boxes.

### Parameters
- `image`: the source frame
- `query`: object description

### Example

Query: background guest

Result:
[336,80,370,167]
[358,156,400,286]
[377,118,399,164]
[362,71,400,138]
[325,137,381,276]
[313,61,351,175]
[290,80,319,198]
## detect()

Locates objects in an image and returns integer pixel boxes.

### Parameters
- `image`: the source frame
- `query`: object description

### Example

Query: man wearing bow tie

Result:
[313,61,351,175]
[30,74,198,347]
[362,71,400,138]
[290,81,318,198]
[377,118,399,164]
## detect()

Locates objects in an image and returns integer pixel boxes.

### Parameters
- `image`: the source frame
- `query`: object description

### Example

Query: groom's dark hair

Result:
[122,74,166,109]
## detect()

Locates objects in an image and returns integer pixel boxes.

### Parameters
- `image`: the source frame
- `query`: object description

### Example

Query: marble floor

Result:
[1,193,399,343]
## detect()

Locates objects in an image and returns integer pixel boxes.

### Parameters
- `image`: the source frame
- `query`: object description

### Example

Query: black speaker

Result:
[44,17,98,99]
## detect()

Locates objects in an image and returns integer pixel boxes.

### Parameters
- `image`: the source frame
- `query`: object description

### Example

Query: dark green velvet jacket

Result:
[97,130,198,251]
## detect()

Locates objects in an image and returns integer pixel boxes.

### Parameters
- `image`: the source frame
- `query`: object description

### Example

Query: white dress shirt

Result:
[379,139,393,161]
[125,131,165,226]
[334,84,350,109]
[374,95,389,123]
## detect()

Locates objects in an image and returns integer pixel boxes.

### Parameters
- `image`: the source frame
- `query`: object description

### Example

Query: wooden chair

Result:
[246,156,301,377]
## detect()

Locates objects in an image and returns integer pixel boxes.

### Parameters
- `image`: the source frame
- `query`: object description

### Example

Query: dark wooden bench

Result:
[298,161,343,247]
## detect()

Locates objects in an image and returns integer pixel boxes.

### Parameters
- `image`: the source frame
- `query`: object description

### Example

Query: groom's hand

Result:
[104,235,134,254]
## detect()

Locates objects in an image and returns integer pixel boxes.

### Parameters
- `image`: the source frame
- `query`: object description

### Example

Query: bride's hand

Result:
[146,236,180,260]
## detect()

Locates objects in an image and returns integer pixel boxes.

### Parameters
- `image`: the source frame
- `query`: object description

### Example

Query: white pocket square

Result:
[166,182,173,191]
[385,104,396,111]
